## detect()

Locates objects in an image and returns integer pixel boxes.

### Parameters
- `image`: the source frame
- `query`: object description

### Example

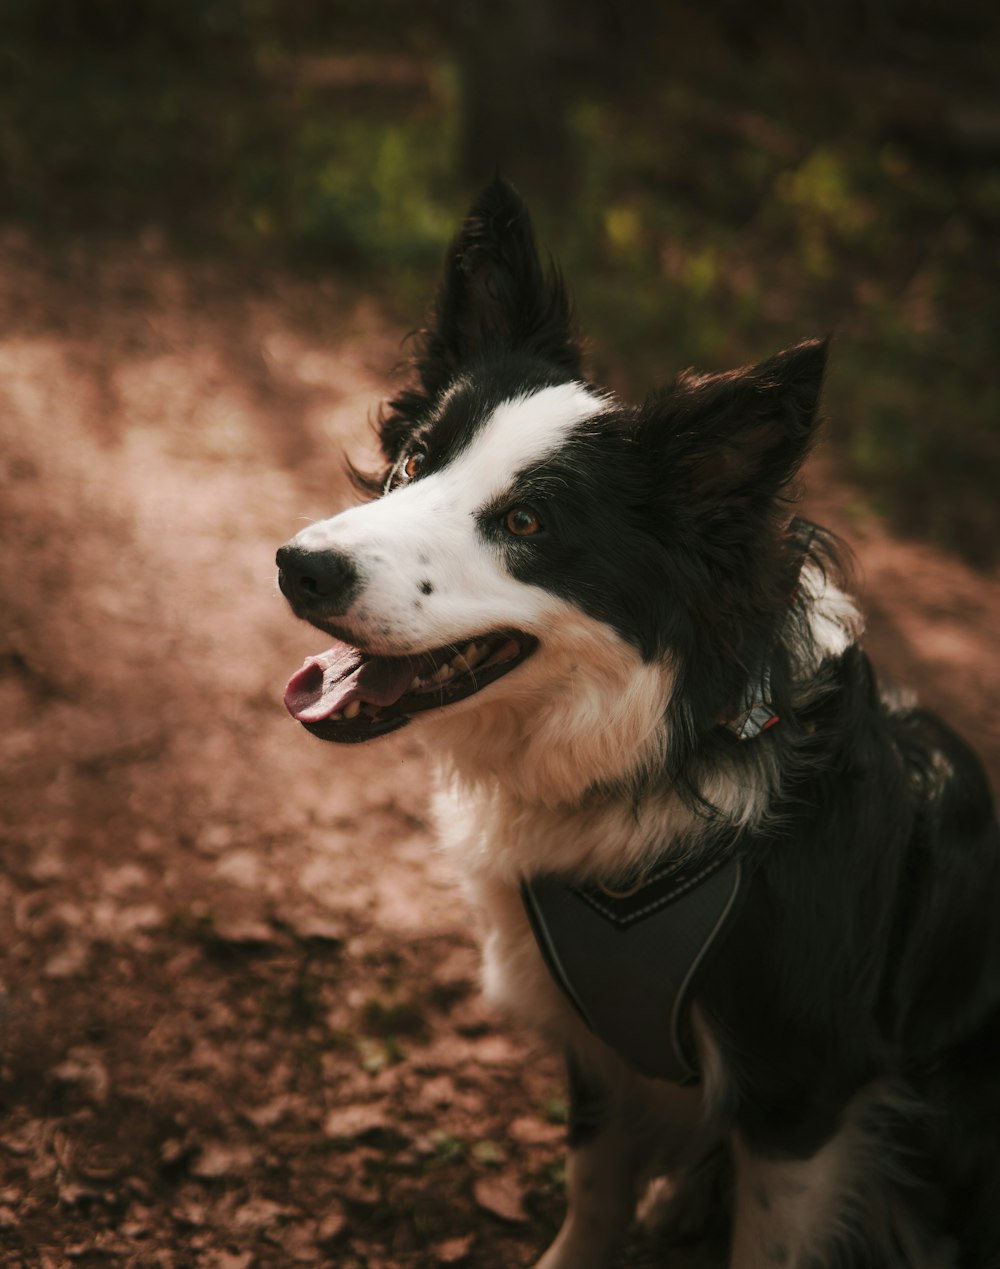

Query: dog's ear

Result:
[416,178,581,394]
[655,338,829,508]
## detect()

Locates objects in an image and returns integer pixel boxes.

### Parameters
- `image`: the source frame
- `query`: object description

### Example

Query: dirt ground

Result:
[1,230,997,1269]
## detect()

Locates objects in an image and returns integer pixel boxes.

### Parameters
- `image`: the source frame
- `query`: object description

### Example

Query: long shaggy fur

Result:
[277,178,1000,1268]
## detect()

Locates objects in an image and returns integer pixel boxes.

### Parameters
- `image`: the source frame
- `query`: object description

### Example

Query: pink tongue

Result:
[284,642,417,722]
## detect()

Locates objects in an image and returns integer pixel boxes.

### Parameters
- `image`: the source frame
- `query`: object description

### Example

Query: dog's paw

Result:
[638,1148,731,1261]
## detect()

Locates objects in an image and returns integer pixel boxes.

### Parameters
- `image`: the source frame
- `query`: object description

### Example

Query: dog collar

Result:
[521,853,743,1083]
[721,665,780,740]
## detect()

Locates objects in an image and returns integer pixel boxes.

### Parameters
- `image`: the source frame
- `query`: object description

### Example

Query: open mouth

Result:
[283,630,537,743]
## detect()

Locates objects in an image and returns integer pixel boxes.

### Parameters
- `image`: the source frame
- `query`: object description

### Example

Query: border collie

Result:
[276,179,1000,1268]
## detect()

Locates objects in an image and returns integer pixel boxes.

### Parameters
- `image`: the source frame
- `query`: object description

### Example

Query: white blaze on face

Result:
[290,382,605,652]
[435,381,604,495]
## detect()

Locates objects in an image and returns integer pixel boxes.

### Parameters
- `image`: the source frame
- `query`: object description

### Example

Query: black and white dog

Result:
[277,179,1000,1268]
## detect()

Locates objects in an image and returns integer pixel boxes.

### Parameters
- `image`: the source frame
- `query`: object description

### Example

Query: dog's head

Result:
[277,179,828,791]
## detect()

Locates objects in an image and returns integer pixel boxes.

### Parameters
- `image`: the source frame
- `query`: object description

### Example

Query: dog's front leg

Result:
[536,1052,666,1269]
[538,1050,647,1269]
[728,1129,859,1269]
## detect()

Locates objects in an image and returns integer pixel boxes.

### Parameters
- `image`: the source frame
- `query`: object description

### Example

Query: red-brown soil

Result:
[1,231,997,1268]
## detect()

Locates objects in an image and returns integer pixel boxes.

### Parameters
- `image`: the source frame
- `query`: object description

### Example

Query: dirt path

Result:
[1,232,997,1269]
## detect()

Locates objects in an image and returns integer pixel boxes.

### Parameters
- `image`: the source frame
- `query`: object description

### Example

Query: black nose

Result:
[276,543,360,617]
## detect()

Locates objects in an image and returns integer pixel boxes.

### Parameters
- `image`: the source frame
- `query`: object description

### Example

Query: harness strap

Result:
[521,854,743,1083]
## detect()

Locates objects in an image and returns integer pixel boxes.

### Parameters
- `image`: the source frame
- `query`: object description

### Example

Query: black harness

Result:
[521,853,743,1083]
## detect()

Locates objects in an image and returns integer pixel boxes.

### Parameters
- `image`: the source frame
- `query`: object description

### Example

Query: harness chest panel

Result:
[521,855,743,1083]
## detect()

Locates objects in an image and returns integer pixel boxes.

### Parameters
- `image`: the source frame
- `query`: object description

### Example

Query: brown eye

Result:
[402,449,426,480]
[504,506,542,536]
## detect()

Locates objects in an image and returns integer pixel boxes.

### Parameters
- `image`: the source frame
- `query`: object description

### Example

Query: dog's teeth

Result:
[330,711,343,721]
[342,700,361,719]
[406,643,496,692]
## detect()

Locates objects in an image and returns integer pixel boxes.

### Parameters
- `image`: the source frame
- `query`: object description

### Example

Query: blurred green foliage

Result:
[1,0,996,561]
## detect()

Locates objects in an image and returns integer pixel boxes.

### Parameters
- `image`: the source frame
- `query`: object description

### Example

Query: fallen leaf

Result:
[316,1202,348,1244]
[509,1115,565,1146]
[434,1234,475,1263]
[244,1095,302,1128]
[232,1197,295,1228]
[195,824,236,856]
[203,1253,253,1269]
[25,844,67,883]
[416,1075,457,1110]
[116,902,165,933]
[322,1102,389,1141]
[273,1224,321,1262]
[58,1177,108,1207]
[283,912,346,945]
[172,1195,208,1228]
[210,914,277,946]
[466,1033,521,1066]
[160,1137,192,1166]
[44,939,91,979]
[473,1174,528,1224]
[190,1141,256,1179]
[102,862,151,895]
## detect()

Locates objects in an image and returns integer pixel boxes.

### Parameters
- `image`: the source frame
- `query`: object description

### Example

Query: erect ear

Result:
[661,338,830,506]
[416,177,580,394]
